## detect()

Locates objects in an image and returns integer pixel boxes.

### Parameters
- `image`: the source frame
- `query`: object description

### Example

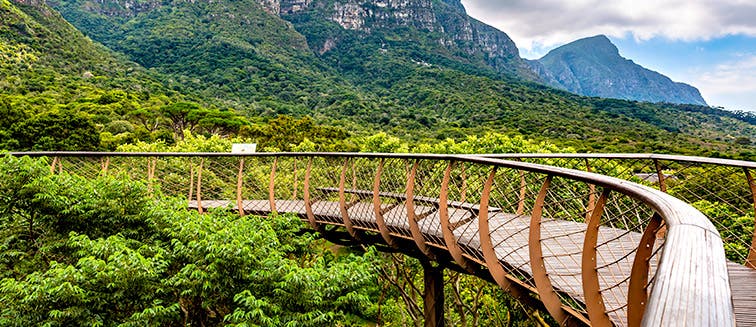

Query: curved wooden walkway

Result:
[11,152,741,326]
[189,195,740,326]
[196,197,756,326]
[191,199,653,325]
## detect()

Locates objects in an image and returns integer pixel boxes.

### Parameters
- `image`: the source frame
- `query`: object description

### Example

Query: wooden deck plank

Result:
[726,262,756,326]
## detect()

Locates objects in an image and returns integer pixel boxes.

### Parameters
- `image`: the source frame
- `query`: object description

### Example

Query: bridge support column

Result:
[422,260,444,327]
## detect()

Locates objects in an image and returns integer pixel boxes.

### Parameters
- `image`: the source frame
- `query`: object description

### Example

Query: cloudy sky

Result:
[460,0,756,111]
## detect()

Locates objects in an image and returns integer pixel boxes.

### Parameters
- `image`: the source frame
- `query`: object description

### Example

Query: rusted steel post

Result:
[50,157,63,174]
[269,157,277,214]
[50,157,59,174]
[406,160,434,259]
[627,214,663,327]
[479,167,516,289]
[743,168,756,269]
[350,159,358,203]
[459,163,467,203]
[373,159,396,247]
[292,158,298,200]
[582,189,613,326]
[188,163,194,204]
[147,157,157,194]
[652,159,668,239]
[236,158,245,216]
[422,260,444,327]
[339,158,360,239]
[478,167,545,311]
[517,170,527,215]
[196,158,204,214]
[528,175,572,325]
[585,158,596,223]
[148,157,157,180]
[101,157,110,174]
[653,159,667,192]
[303,157,319,230]
[440,161,473,272]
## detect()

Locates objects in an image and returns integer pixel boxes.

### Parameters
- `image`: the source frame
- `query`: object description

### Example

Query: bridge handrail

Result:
[13,151,756,168]
[479,153,756,269]
[466,156,734,326]
[482,153,756,169]
[7,151,735,326]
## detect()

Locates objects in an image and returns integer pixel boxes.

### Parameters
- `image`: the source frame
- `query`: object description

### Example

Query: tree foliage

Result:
[0,155,381,326]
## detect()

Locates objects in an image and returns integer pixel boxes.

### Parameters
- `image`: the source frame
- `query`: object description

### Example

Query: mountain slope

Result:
[0,0,153,91]
[0,0,166,150]
[534,35,707,105]
[1,0,257,151]
[50,0,384,117]
[41,0,756,155]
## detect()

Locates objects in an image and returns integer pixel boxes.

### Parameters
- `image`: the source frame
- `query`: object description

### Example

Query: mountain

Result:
[276,0,536,79]
[6,0,756,156]
[50,0,540,110]
[48,0,375,116]
[533,35,707,106]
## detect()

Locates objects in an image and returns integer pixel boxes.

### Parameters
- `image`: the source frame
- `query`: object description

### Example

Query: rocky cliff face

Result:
[319,0,520,61]
[535,35,707,106]
[328,0,442,32]
[277,0,529,78]
[12,0,46,6]
[280,0,312,14]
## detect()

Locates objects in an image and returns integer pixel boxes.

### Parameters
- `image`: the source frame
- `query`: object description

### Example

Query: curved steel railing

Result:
[484,153,756,268]
[8,152,735,326]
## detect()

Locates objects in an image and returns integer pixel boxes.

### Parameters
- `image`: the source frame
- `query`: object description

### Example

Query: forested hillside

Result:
[1,0,755,157]
[0,0,259,150]
[51,0,383,119]
[42,0,755,157]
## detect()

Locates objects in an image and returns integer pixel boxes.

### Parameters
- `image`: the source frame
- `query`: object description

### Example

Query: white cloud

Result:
[689,55,756,110]
[460,0,756,55]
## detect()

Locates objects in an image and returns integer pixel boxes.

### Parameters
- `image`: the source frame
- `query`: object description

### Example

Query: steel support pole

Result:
[422,260,444,327]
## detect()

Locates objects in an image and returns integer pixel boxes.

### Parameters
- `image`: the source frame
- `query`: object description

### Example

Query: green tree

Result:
[160,102,203,139]
[12,110,100,151]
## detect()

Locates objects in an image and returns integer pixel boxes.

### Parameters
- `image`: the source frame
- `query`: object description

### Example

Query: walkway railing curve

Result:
[484,154,756,267]
[9,152,735,327]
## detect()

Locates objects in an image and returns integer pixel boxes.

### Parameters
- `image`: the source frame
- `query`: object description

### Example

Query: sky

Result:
[459,0,756,112]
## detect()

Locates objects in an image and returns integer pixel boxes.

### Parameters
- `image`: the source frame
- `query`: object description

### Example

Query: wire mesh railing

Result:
[9,152,734,327]
[485,154,756,268]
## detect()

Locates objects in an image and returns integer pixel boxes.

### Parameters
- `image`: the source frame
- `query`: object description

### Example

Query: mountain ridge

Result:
[534,35,707,106]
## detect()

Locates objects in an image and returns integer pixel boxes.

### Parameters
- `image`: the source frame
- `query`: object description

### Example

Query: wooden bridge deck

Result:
[188,199,756,326]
